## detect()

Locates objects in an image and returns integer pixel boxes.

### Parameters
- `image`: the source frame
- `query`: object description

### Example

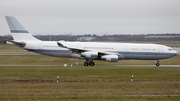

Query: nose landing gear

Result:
[156,60,160,66]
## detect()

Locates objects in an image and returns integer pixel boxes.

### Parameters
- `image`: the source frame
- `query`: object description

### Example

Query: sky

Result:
[0,0,180,35]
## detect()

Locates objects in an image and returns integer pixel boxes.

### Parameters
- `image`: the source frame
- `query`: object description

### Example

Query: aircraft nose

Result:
[174,51,178,56]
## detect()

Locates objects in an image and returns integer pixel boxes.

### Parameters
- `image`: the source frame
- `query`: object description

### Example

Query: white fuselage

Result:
[23,40,177,60]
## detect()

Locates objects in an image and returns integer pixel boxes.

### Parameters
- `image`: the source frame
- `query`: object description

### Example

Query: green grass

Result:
[0,66,180,81]
[0,80,180,100]
[1,96,180,101]
[0,45,23,50]
[0,65,180,100]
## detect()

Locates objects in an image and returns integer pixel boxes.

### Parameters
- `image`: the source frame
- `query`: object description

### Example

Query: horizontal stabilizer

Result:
[5,40,26,47]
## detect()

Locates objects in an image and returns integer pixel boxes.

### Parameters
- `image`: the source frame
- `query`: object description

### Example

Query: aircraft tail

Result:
[5,16,39,41]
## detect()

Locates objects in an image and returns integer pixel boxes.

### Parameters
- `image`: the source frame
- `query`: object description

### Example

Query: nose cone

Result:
[174,51,178,56]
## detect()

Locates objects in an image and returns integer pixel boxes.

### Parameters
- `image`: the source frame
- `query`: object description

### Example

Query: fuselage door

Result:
[38,42,43,50]
[158,46,163,54]
[77,44,81,48]
[124,46,128,53]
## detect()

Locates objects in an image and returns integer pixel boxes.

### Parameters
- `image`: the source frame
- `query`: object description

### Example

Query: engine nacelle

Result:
[101,55,118,62]
[81,51,98,58]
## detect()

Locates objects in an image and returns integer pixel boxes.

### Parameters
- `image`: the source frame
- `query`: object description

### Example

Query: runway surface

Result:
[0,64,180,67]
[0,65,63,66]
[96,65,180,67]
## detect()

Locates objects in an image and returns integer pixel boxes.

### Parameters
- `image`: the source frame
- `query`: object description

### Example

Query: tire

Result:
[90,62,95,66]
[156,63,160,66]
[84,62,89,66]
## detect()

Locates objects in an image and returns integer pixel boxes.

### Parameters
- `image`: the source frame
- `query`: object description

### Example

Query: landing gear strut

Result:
[156,60,160,66]
[84,59,95,66]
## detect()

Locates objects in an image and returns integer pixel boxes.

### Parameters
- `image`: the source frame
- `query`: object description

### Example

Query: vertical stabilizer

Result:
[5,16,39,41]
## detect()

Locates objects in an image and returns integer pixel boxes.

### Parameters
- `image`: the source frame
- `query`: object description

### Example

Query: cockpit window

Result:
[168,48,172,51]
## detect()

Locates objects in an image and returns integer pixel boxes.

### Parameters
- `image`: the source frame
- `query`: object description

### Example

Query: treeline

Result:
[93,34,180,41]
[1,34,180,43]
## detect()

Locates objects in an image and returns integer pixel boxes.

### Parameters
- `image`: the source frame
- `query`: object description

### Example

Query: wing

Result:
[57,42,86,53]
[57,42,119,56]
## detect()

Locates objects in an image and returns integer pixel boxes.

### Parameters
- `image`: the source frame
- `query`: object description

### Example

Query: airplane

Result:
[5,16,178,66]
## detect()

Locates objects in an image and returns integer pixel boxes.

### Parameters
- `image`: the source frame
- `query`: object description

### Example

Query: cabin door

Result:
[38,42,43,49]
[158,46,163,54]
[77,44,81,48]
[123,46,128,53]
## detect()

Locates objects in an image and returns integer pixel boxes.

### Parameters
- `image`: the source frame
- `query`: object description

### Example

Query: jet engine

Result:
[101,55,118,62]
[81,51,98,58]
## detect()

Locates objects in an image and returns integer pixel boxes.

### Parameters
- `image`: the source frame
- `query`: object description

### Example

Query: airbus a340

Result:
[5,16,178,66]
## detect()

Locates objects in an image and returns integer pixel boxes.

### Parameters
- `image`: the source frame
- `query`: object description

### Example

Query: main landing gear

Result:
[156,60,160,66]
[84,59,95,66]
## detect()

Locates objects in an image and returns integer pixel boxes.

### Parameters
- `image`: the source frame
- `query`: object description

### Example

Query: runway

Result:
[0,65,63,66]
[0,64,180,67]
[96,65,180,67]
[0,50,39,55]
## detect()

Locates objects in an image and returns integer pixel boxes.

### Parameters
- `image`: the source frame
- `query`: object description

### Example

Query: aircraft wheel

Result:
[156,63,160,66]
[90,62,95,66]
[84,62,89,66]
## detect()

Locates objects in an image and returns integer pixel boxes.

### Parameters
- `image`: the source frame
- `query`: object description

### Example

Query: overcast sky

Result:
[0,0,180,35]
